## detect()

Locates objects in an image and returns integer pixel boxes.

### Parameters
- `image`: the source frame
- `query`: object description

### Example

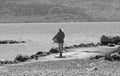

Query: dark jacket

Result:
[52,31,65,43]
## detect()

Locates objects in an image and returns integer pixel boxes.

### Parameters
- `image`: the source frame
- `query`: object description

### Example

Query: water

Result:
[0,22,120,50]
[0,22,120,60]
[0,22,120,35]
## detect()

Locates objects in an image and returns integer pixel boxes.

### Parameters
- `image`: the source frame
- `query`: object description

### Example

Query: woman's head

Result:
[59,28,63,32]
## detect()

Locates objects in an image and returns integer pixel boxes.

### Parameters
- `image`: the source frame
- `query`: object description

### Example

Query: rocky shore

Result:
[0,42,119,66]
[0,42,100,65]
[0,35,120,76]
[0,35,120,65]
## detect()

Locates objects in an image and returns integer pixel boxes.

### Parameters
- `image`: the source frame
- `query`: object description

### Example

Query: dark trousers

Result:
[58,43,63,57]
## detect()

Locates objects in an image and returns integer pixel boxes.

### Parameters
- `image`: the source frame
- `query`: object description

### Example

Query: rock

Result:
[89,62,96,67]
[96,42,102,46]
[90,55,103,60]
[108,43,115,47]
[0,40,26,44]
[30,52,50,60]
[101,35,120,45]
[6,61,13,64]
[21,41,26,43]
[104,52,120,61]
[93,67,98,71]
[30,55,39,60]
[104,54,113,61]
[113,36,120,44]
[68,46,74,49]
[0,59,8,64]
[0,40,8,44]
[0,59,13,65]
[14,54,29,63]
[30,55,36,59]
[111,52,120,60]
[94,55,103,59]
[73,45,79,48]
[101,35,114,45]
[35,51,49,56]
[79,43,95,47]
[39,52,49,56]
[49,48,59,53]
[118,42,120,45]
[64,46,70,49]
[88,43,96,47]
[78,43,85,47]
[35,56,39,60]
[35,51,43,56]
[86,67,98,71]
[117,46,120,54]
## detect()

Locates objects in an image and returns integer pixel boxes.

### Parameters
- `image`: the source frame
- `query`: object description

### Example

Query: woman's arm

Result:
[52,32,59,40]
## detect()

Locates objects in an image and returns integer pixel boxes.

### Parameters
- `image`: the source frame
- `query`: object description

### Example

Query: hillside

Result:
[0,0,120,22]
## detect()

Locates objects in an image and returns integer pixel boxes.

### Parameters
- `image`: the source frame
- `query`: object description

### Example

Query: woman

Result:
[52,28,65,57]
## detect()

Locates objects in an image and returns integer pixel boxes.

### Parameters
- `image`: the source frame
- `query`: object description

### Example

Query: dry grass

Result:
[0,58,120,76]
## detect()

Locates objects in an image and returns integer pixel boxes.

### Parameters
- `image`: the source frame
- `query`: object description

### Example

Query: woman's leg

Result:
[59,43,63,57]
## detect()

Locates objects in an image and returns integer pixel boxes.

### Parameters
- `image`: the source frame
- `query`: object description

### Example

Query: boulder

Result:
[14,54,29,63]
[36,51,50,56]
[40,52,49,56]
[6,61,13,64]
[104,51,120,61]
[73,45,79,48]
[68,46,74,49]
[113,36,120,44]
[84,43,95,47]
[30,55,38,60]
[87,43,96,47]
[117,46,120,53]
[118,42,120,45]
[35,51,43,56]
[90,55,103,60]
[94,55,103,59]
[101,35,113,45]
[79,43,93,47]
[108,43,115,47]
[111,52,120,60]
[0,59,13,65]
[49,48,59,53]
[104,54,113,61]
[95,42,102,46]
[0,40,8,44]
[64,46,70,49]
[0,59,8,64]
[30,55,36,59]
[30,52,50,60]
[101,35,120,45]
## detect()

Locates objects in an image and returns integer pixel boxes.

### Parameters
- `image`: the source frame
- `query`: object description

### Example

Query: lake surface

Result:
[0,22,120,60]
[0,22,120,35]
[0,22,120,49]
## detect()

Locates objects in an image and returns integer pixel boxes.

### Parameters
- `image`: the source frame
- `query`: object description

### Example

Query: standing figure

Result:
[52,28,65,57]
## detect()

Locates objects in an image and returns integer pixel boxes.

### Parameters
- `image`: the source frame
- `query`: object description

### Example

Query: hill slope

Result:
[0,0,120,22]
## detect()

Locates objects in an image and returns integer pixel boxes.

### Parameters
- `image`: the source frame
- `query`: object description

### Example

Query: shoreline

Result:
[0,42,119,66]
[0,37,119,75]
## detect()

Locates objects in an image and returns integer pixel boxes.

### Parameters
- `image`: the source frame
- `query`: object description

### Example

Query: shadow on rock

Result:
[14,54,29,63]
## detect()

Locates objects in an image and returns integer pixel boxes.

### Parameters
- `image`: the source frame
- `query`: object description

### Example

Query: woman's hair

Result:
[59,28,63,32]
[59,29,62,32]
